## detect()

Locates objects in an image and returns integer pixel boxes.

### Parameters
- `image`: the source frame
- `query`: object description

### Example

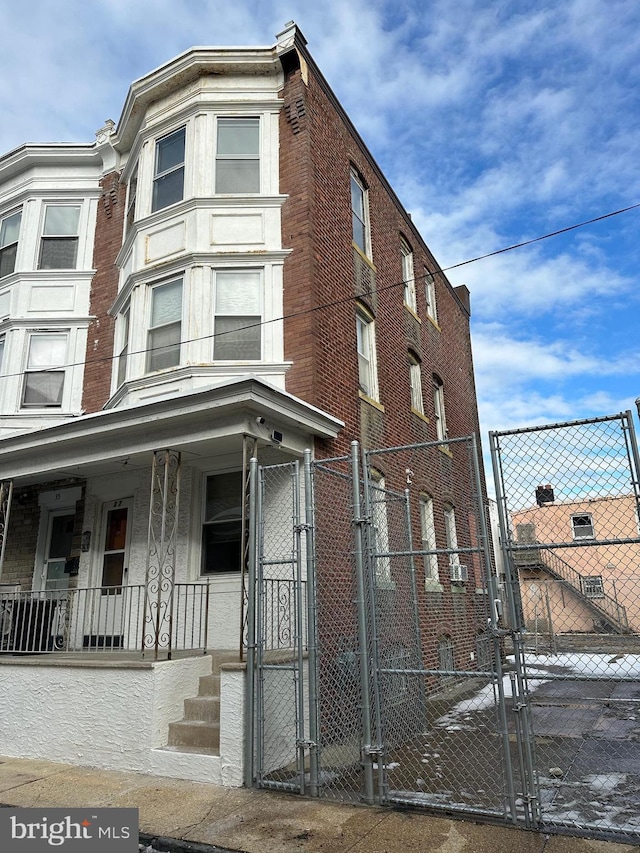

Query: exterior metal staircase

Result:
[514,544,629,634]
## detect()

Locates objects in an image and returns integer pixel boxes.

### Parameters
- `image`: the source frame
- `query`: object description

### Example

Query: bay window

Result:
[152,127,185,212]
[0,210,21,278]
[215,117,260,193]
[213,270,261,360]
[38,205,80,269]
[22,332,67,408]
[147,278,183,372]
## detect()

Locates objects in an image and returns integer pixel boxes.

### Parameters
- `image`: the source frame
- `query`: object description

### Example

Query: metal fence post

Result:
[351,440,376,804]
[243,456,259,788]
[304,449,320,796]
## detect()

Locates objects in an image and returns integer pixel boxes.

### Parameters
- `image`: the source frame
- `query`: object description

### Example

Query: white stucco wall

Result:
[0,655,216,778]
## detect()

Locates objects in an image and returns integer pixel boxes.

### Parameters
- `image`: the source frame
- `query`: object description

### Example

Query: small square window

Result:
[572,514,594,540]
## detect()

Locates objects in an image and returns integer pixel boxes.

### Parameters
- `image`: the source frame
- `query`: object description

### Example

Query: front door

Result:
[90,499,132,648]
[43,512,75,591]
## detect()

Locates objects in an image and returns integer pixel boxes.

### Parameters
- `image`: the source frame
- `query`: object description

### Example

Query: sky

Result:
[2,0,640,447]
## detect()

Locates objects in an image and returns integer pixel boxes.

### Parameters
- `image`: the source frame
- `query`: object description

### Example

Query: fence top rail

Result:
[364,435,475,457]
[510,536,640,550]
[490,411,629,439]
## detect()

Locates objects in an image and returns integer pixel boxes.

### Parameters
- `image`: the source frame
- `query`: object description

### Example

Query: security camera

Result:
[256,416,266,425]
[271,430,283,445]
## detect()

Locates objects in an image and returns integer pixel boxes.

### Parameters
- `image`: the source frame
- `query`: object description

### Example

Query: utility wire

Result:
[3,200,639,381]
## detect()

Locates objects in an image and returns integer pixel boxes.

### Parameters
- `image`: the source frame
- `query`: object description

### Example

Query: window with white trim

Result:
[370,470,391,584]
[420,495,439,583]
[22,332,68,408]
[116,303,130,387]
[213,270,261,360]
[147,278,183,372]
[356,307,379,401]
[0,335,5,373]
[201,470,243,574]
[425,269,437,323]
[571,513,594,540]
[38,205,80,270]
[350,168,370,256]
[402,238,416,312]
[433,374,447,442]
[126,165,138,233]
[215,117,260,193]
[409,353,424,415]
[0,210,21,278]
[152,127,185,212]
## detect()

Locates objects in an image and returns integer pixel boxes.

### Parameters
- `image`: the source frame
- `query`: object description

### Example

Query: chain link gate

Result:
[490,411,640,843]
[248,437,535,827]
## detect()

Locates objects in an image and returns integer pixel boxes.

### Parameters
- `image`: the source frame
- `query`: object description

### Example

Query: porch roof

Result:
[0,377,343,484]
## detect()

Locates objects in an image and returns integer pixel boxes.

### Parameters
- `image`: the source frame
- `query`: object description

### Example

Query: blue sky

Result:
[3,0,640,443]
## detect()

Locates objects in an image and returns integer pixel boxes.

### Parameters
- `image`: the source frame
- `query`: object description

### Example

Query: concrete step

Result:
[184,695,220,723]
[198,673,220,697]
[210,650,240,674]
[167,719,220,751]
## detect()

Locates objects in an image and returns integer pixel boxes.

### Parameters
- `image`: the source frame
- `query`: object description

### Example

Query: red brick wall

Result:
[81,171,126,413]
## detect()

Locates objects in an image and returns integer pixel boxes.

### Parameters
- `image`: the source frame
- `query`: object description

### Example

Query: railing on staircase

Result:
[513,545,629,633]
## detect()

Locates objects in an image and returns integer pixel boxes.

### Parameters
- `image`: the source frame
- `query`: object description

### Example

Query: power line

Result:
[2,200,639,382]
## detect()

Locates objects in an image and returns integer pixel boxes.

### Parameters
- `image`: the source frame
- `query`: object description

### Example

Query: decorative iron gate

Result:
[247,418,640,844]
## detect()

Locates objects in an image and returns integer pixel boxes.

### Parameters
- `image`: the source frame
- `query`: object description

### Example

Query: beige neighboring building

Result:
[512,489,640,635]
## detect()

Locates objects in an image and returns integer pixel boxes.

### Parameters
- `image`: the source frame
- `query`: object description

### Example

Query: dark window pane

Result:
[202,471,242,574]
[215,161,260,193]
[49,514,75,560]
[23,372,64,407]
[105,507,128,551]
[156,128,185,175]
[38,237,78,269]
[214,316,261,360]
[101,553,124,589]
[0,243,17,278]
[152,167,184,211]
[217,119,259,156]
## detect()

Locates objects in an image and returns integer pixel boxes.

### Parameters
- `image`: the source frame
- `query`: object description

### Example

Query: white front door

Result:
[90,499,133,648]
[42,511,75,591]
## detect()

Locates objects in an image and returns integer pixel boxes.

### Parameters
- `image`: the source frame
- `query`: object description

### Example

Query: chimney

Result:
[535,484,554,506]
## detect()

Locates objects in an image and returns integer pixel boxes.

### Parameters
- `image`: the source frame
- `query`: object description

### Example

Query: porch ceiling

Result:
[0,377,343,484]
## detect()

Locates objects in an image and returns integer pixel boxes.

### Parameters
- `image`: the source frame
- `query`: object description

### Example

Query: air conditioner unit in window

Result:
[449,563,468,583]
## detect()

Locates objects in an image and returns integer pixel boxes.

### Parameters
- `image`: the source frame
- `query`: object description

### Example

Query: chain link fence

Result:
[249,414,640,844]
[490,411,640,842]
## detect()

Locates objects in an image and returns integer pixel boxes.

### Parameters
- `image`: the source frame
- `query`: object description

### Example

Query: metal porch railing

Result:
[0,583,210,656]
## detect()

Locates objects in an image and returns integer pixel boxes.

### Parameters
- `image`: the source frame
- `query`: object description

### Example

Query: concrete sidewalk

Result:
[0,756,637,853]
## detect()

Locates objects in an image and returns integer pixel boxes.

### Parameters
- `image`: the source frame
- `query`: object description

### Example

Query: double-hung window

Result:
[433,374,447,442]
[571,513,594,540]
[39,205,80,269]
[147,278,183,372]
[117,304,130,387]
[401,238,416,312]
[370,471,391,585]
[444,503,465,580]
[0,210,21,278]
[22,332,67,408]
[350,168,370,256]
[215,117,260,194]
[126,165,138,233]
[409,353,424,415]
[420,496,439,583]
[152,127,185,212]
[201,471,243,574]
[425,269,438,323]
[356,307,379,401]
[214,270,261,360]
